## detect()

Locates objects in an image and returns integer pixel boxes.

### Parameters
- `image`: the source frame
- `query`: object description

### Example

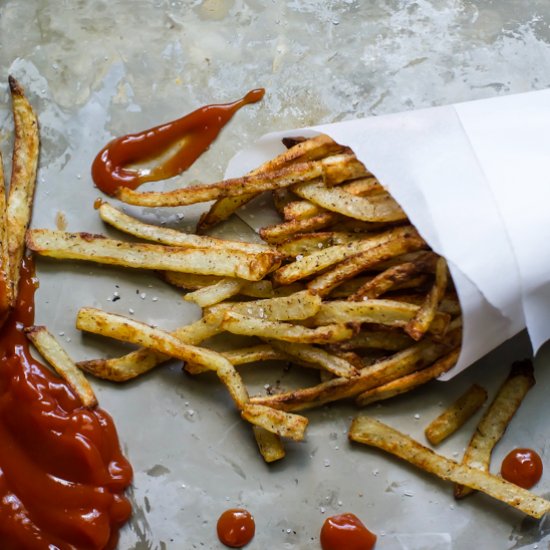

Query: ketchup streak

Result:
[91,88,265,196]
[0,257,133,549]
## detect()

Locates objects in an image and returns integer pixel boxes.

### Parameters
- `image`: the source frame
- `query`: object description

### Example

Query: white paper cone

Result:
[225,89,550,378]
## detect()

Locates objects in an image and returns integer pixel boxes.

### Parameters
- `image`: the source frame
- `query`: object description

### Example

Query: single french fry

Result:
[0,152,12,322]
[424,383,488,445]
[184,278,245,307]
[405,257,448,341]
[332,330,414,352]
[349,416,550,519]
[252,425,285,463]
[26,326,97,408]
[221,312,355,344]
[355,348,461,406]
[283,199,324,221]
[276,232,364,258]
[241,403,308,441]
[6,76,39,299]
[455,360,535,499]
[260,212,341,243]
[321,153,369,185]
[99,202,275,255]
[26,230,277,281]
[76,307,249,409]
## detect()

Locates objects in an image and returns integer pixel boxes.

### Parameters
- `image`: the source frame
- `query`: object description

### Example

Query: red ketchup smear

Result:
[320,513,377,550]
[217,508,255,548]
[501,448,543,489]
[91,88,265,196]
[0,257,133,549]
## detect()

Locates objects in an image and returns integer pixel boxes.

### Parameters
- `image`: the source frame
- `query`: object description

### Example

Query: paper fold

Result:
[226,89,550,378]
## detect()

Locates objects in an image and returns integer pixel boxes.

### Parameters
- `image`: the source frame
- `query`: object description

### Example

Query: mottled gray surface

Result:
[1,1,550,548]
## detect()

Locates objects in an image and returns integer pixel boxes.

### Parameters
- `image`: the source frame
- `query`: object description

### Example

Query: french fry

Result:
[0,153,12,322]
[6,76,39,299]
[424,383,488,445]
[321,153,369,185]
[221,312,355,344]
[26,326,97,408]
[273,226,422,285]
[99,202,275,256]
[331,330,414,352]
[349,416,550,519]
[355,348,461,406]
[455,360,535,499]
[276,232,364,258]
[241,403,308,441]
[184,278,245,307]
[252,426,286,462]
[405,257,448,341]
[26,230,277,281]
[283,199,324,221]
[260,212,341,244]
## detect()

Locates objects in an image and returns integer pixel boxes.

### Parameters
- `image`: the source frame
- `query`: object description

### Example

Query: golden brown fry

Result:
[251,331,460,412]
[7,76,39,300]
[184,278,245,307]
[349,415,550,519]
[276,232,364,258]
[76,307,250,408]
[241,403,308,441]
[26,326,97,408]
[283,199,324,221]
[321,153,369,185]
[99,202,275,255]
[221,311,355,344]
[355,348,460,406]
[455,360,535,499]
[260,212,341,243]
[252,426,285,462]
[307,230,427,296]
[424,383,488,445]
[405,257,448,341]
[0,153,12,322]
[333,330,414,352]
[26,230,277,281]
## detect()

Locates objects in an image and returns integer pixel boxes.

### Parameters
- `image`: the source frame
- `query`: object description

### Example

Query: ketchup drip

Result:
[0,257,133,549]
[91,88,265,196]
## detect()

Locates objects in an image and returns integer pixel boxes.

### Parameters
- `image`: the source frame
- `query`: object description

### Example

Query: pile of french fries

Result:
[24,129,550,517]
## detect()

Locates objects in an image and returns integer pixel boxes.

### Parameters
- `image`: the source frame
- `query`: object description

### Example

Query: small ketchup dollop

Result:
[501,448,543,489]
[91,88,265,196]
[320,513,376,550]
[217,508,255,548]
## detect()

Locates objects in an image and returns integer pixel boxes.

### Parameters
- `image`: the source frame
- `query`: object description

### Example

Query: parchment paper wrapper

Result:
[225,89,550,379]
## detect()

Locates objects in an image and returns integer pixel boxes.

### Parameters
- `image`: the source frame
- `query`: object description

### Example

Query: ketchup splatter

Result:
[91,88,265,196]
[217,508,255,548]
[320,513,376,550]
[0,256,133,549]
[501,448,543,489]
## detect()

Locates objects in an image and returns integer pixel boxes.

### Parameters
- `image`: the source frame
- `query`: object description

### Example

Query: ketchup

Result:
[217,508,255,548]
[320,513,376,550]
[91,89,265,196]
[0,256,133,549]
[501,448,543,489]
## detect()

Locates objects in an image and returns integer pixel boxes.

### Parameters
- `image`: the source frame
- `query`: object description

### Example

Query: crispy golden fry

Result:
[7,76,39,300]
[333,330,414,352]
[455,360,535,499]
[260,212,341,243]
[293,181,406,222]
[204,290,322,325]
[272,188,297,214]
[424,383,488,445]
[283,199,324,221]
[349,416,550,519]
[405,257,448,341]
[241,403,308,441]
[26,230,277,281]
[307,230,427,296]
[99,202,275,256]
[78,318,220,381]
[310,299,450,336]
[0,153,12,322]
[268,340,358,378]
[341,177,384,195]
[197,134,345,231]
[321,153,369,185]
[355,348,460,406]
[76,307,250,408]
[26,326,97,408]
[252,426,285,462]
[251,331,460,412]
[184,278,245,307]
[273,226,421,285]
[221,312,355,344]
[276,232,364,258]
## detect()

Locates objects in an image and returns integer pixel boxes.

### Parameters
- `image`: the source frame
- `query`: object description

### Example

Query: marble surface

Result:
[1,1,550,548]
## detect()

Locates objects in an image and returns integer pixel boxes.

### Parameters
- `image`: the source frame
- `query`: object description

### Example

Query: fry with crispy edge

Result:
[355,348,461,406]
[26,326,97,408]
[252,426,285,463]
[455,360,535,499]
[7,76,39,300]
[184,278,245,307]
[424,383,487,445]
[242,403,308,441]
[349,415,550,519]
[26,230,278,281]
[0,153,12,323]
